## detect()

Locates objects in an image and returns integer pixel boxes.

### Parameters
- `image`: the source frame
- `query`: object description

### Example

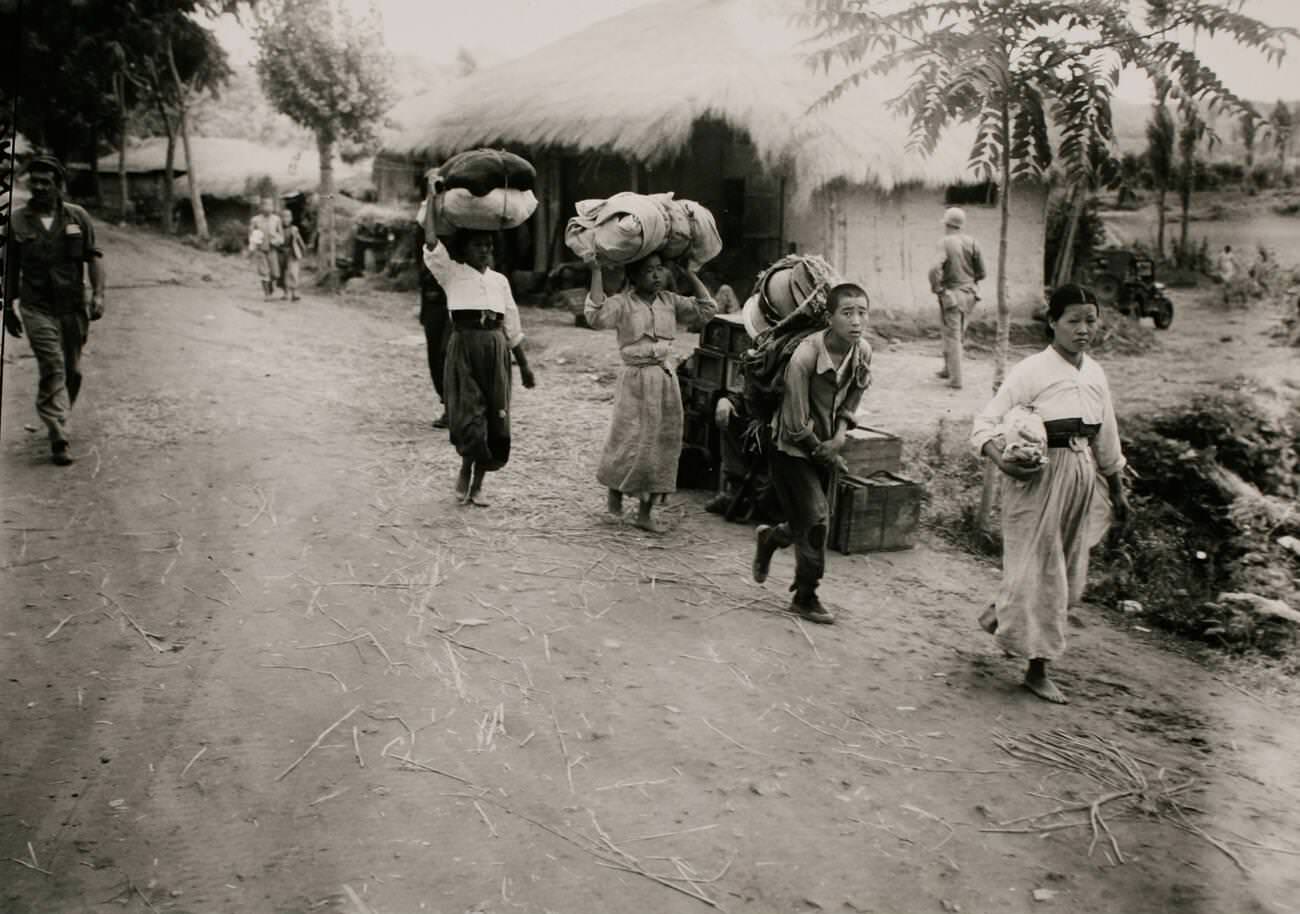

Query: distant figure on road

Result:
[280,208,305,302]
[248,198,283,300]
[2,155,106,466]
[928,206,985,390]
[1216,244,1239,283]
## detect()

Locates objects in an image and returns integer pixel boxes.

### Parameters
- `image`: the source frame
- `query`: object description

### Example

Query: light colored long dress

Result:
[585,288,716,497]
[970,347,1125,660]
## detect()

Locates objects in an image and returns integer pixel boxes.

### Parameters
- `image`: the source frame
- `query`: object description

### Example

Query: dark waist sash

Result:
[1043,417,1100,448]
[451,309,503,329]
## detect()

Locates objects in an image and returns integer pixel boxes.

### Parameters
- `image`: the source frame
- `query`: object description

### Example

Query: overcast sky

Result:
[214,0,1300,103]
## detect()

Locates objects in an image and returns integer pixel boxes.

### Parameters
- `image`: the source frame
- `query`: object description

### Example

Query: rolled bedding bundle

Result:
[565,191,722,267]
[429,148,539,231]
[434,187,538,231]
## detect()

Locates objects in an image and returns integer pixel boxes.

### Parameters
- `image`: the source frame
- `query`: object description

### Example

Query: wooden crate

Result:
[724,358,745,394]
[831,472,924,554]
[700,313,751,358]
[692,348,727,387]
[840,426,903,477]
[679,376,721,417]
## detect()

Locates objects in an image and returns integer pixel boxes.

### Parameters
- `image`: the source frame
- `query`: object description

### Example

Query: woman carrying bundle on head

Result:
[970,284,1131,705]
[421,173,536,507]
[585,252,716,533]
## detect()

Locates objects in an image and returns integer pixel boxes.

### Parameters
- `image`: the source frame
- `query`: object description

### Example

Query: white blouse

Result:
[971,346,1125,476]
[422,241,524,347]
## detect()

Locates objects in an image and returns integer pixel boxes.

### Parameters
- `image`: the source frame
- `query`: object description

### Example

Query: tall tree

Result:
[1238,101,1259,180]
[254,0,393,277]
[1175,100,1203,260]
[1146,99,1176,258]
[805,0,1294,534]
[1273,98,1294,172]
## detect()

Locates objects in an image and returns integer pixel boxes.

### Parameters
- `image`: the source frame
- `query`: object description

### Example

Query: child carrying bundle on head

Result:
[421,171,537,506]
[584,252,716,533]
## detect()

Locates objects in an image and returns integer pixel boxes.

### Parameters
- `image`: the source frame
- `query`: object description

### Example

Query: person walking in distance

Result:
[248,197,283,300]
[1,155,106,466]
[280,207,305,302]
[928,206,985,390]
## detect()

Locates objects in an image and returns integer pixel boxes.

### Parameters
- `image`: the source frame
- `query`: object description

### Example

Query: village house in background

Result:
[377,0,1047,317]
[72,136,375,237]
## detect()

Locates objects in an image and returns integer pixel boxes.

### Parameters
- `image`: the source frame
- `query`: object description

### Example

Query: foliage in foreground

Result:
[919,390,1300,658]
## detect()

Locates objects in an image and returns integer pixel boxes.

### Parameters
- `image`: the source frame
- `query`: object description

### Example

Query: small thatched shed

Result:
[84,137,376,233]
[388,0,1047,317]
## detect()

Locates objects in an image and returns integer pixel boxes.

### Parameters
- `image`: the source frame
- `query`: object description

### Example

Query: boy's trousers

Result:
[766,449,831,593]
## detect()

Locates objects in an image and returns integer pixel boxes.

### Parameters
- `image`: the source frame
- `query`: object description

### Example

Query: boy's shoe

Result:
[432,412,449,430]
[51,442,73,466]
[751,525,778,583]
[791,590,835,624]
[704,492,730,515]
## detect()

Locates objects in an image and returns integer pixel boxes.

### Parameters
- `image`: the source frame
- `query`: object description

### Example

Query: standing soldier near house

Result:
[928,206,985,390]
[2,155,106,466]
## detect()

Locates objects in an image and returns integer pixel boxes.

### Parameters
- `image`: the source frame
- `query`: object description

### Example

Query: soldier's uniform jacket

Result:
[5,201,102,315]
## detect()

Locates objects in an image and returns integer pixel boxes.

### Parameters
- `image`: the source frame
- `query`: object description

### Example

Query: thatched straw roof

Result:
[389,0,979,197]
[94,137,373,198]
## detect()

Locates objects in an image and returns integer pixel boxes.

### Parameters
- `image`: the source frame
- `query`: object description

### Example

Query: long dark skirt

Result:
[444,326,512,471]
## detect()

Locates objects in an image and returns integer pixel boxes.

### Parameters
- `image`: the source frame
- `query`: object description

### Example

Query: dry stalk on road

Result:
[988,729,1246,870]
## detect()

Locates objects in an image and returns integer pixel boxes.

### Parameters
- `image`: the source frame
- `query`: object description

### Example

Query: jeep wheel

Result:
[1153,295,1174,329]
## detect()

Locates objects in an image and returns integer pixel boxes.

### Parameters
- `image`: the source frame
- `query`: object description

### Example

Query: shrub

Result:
[213,221,248,255]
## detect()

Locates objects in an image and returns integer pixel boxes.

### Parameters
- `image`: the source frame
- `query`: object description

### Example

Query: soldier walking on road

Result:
[2,155,106,466]
[928,206,985,390]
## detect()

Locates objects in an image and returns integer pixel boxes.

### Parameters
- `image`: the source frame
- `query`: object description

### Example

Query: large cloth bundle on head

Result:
[565,192,722,267]
[739,254,843,429]
[431,149,538,231]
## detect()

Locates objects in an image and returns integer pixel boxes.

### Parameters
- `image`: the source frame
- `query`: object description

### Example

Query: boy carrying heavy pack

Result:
[750,283,873,624]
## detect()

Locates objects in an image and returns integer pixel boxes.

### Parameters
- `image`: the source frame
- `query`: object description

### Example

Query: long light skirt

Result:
[979,448,1097,660]
[596,364,683,497]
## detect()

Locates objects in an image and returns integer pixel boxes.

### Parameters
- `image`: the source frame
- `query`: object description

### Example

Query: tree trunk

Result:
[167,34,207,241]
[317,131,336,277]
[155,93,176,235]
[163,130,176,235]
[1155,187,1166,259]
[115,72,129,224]
[178,106,208,241]
[1052,183,1085,287]
[993,104,1012,392]
[978,100,1014,538]
[1178,167,1191,260]
[87,128,101,206]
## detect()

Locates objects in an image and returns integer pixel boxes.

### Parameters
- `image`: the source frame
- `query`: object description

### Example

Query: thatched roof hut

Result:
[391,0,977,199]
[386,0,1047,316]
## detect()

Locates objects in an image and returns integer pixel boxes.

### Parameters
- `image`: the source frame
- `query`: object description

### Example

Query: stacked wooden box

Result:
[677,314,750,486]
[830,427,924,554]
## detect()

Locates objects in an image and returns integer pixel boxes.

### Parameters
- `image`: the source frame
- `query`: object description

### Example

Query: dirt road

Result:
[3,226,1298,914]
